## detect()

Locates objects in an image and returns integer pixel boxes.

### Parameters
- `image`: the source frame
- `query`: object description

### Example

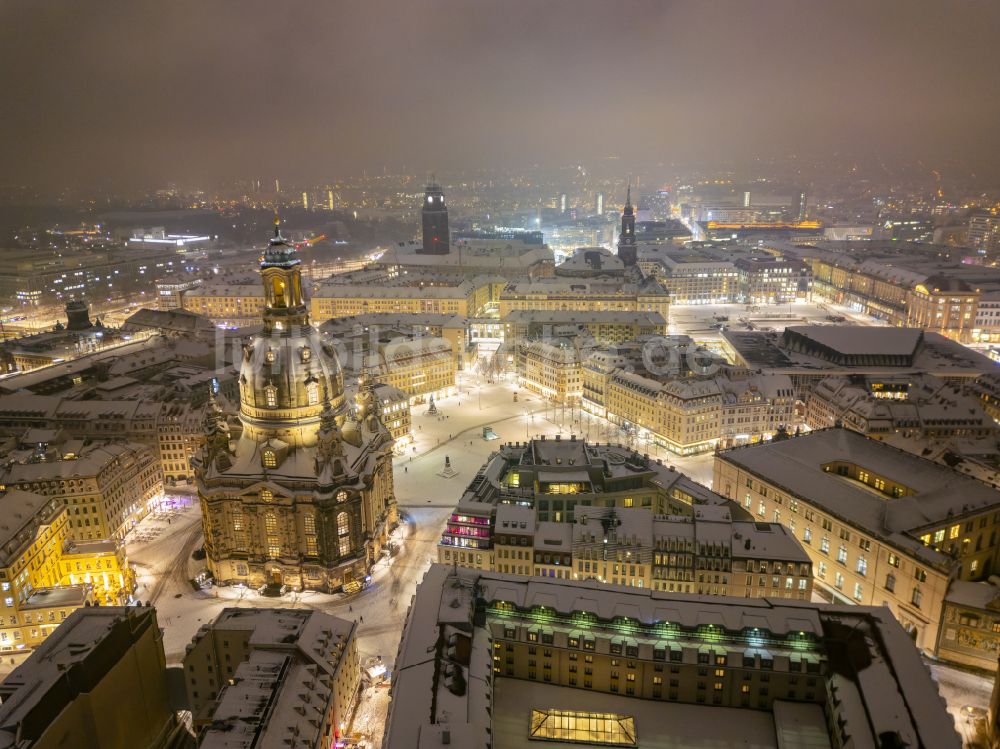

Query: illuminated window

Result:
[336,490,348,503]
[264,385,278,408]
[303,514,318,554]
[306,382,319,406]
[262,450,277,468]
[509,472,520,488]
[528,710,636,746]
[261,489,273,502]
[232,509,246,550]
[301,347,311,362]
[265,513,280,558]
[265,349,276,363]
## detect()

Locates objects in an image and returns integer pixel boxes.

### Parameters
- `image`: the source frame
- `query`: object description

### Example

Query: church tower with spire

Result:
[618,179,638,268]
[194,219,397,595]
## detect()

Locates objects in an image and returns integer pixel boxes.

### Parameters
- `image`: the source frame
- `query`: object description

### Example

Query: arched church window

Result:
[272,277,286,307]
[265,512,280,558]
[337,512,350,556]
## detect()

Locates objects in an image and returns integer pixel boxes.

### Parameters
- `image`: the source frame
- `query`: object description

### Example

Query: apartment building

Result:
[0,490,89,651]
[321,312,468,370]
[184,607,358,746]
[0,606,185,749]
[640,251,739,304]
[807,247,982,342]
[713,428,1000,654]
[805,373,996,441]
[312,272,504,320]
[734,256,812,304]
[0,394,206,483]
[502,309,667,348]
[454,500,812,601]
[347,335,457,405]
[516,340,583,404]
[3,442,164,540]
[385,565,959,749]
[373,382,412,448]
[437,436,755,571]
[594,370,796,455]
[181,283,265,327]
[499,278,670,319]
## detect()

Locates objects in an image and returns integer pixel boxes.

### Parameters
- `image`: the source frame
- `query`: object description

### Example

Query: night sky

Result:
[3,0,1000,190]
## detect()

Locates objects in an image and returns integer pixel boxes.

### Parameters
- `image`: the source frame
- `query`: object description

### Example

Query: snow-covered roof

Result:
[386,565,959,749]
[718,428,1000,566]
[944,579,1000,611]
[502,309,666,326]
[785,325,923,358]
[0,606,160,749]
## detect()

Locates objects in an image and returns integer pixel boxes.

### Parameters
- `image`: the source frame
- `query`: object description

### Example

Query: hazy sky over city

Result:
[3,0,1000,190]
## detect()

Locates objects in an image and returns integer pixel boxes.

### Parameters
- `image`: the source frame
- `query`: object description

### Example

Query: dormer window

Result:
[306,381,319,406]
[264,384,278,408]
[262,450,277,468]
[301,347,311,362]
[265,349,276,363]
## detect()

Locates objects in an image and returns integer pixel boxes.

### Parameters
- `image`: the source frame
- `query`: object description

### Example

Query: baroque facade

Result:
[195,221,397,593]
